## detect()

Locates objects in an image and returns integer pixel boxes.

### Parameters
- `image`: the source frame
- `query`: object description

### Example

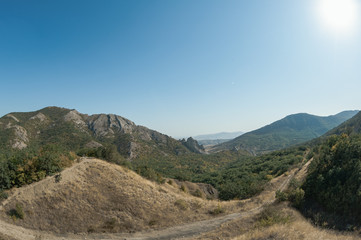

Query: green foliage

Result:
[9,203,24,220]
[196,147,305,200]
[303,134,361,220]
[77,145,129,167]
[0,144,74,189]
[275,190,288,202]
[136,166,164,184]
[256,204,291,228]
[0,190,8,200]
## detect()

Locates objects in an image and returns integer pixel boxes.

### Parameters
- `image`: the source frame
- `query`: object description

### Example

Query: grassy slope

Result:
[0,158,241,234]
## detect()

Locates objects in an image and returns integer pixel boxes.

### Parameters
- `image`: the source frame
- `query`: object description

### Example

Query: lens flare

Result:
[316,0,359,36]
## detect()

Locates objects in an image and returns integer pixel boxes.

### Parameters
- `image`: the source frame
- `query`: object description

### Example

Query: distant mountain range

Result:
[193,131,244,146]
[211,110,359,155]
[193,131,244,141]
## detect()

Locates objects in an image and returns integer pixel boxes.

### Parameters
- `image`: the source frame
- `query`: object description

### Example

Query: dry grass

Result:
[233,205,361,240]
[0,158,241,234]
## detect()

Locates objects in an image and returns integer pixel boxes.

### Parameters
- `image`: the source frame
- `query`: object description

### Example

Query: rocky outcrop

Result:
[64,110,87,127]
[6,114,19,122]
[11,125,28,149]
[181,137,205,154]
[86,114,135,137]
[30,112,47,122]
[84,140,103,149]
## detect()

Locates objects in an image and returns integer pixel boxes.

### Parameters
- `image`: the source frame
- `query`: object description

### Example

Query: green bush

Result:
[9,203,24,220]
[275,190,288,202]
[256,204,290,228]
[0,190,8,200]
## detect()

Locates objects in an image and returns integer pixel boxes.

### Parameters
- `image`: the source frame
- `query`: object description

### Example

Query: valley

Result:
[0,107,361,239]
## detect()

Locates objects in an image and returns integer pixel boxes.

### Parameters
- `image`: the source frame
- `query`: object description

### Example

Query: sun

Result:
[316,0,360,36]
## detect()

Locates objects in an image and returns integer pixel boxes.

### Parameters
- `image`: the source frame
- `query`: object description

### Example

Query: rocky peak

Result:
[86,114,135,137]
[181,137,205,154]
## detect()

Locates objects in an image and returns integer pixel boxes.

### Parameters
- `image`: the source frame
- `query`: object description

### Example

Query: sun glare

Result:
[316,0,359,36]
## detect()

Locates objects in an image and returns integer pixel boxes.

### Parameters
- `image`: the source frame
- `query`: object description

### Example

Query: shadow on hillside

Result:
[299,199,361,232]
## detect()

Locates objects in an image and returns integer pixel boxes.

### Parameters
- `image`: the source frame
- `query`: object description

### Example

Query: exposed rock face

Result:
[6,114,19,122]
[11,125,28,149]
[181,137,205,154]
[64,110,87,127]
[30,112,47,122]
[84,140,103,149]
[86,114,135,137]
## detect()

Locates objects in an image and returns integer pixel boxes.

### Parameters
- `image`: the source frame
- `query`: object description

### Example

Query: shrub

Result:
[54,174,62,183]
[256,204,290,228]
[275,190,288,202]
[180,184,187,193]
[209,203,224,215]
[174,199,188,210]
[192,189,204,198]
[289,188,305,207]
[9,203,24,220]
[0,190,8,200]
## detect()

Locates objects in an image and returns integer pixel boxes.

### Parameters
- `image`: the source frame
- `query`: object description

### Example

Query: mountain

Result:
[0,107,196,158]
[193,131,244,146]
[193,131,244,141]
[211,110,359,155]
[324,110,361,136]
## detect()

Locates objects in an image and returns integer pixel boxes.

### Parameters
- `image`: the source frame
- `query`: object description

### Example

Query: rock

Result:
[181,137,205,154]
[87,114,135,137]
[30,112,47,122]
[11,125,28,149]
[84,140,103,149]
[64,110,87,127]
[6,114,19,122]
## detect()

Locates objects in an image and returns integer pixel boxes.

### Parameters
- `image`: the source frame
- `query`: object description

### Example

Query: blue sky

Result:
[1,0,360,137]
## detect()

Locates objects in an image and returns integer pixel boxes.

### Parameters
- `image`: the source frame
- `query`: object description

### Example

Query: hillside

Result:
[0,107,195,158]
[324,111,361,136]
[295,111,361,229]
[0,158,236,234]
[211,110,359,155]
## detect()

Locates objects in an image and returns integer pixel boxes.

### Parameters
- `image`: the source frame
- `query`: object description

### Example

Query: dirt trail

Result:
[0,159,310,240]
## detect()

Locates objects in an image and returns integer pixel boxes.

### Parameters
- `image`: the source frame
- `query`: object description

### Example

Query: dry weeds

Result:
[0,158,240,234]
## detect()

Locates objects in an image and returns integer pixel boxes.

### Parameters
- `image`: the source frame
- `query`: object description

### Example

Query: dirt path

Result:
[0,160,309,240]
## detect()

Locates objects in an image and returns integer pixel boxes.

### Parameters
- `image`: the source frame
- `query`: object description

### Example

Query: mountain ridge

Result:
[0,106,198,159]
[211,110,359,155]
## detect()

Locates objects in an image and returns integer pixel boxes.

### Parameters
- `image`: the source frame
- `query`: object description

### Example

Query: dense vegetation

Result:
[196,147,305,200]
[302,134,361,225]
[0,145,75,190]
